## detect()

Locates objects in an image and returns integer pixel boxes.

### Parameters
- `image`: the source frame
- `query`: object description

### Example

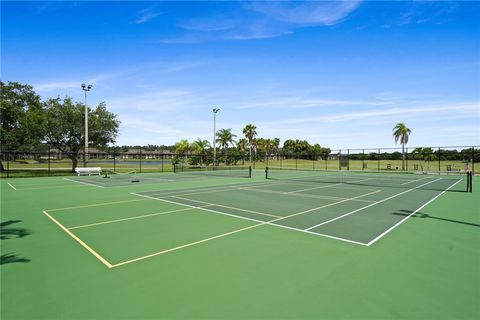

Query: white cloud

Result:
[249,1,362,26]
[134,6,161,24]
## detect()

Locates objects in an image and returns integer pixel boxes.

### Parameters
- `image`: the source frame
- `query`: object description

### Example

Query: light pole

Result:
[212,108,220,167]
[81,83,92,167]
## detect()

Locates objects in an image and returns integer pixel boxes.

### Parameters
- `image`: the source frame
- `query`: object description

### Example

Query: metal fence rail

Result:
[1,146,478,178]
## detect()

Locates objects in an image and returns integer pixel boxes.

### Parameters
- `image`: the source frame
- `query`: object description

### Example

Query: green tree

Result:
[43,97,120,172]
[0,81,45,170]
[216,128,237,165]
[237,138,248,164]
[412,147,434,171]
[242,124,257,166]
[392,122,412,171]
[190,138,210,165]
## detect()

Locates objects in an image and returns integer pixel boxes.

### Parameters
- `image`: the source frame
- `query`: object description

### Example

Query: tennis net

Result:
[174,164,252,178]
[265,167,472,192]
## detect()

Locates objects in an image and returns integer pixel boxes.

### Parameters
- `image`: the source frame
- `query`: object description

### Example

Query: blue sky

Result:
[2,1,480,149]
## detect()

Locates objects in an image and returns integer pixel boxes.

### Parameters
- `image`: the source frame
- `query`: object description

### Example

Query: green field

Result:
[1,169,479,319]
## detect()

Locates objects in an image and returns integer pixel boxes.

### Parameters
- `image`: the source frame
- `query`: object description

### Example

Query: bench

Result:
[75,167,101,176]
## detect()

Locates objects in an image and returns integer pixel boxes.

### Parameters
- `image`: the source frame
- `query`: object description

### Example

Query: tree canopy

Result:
[0,81,120,172]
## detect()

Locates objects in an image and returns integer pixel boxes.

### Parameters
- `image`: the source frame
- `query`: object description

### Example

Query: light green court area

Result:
[1,170,479,319]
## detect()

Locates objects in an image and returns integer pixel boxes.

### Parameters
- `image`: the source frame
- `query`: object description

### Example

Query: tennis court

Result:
[2,168,478,319]
[35,168,471,268]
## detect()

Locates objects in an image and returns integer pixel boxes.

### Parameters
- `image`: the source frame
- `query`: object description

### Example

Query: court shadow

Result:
[0,220,31,239]
[1,220,32,265]
[393,210,480,228]
[1,253,31,265]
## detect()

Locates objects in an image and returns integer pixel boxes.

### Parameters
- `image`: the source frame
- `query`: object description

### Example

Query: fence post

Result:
[7,152,10,178]
[161,153,164,172]
[347,149,350,171]
[472,146,475,175]
[48,150,51,176]
[139,150,142,173]
[339,149,341,170]
[438,147,441,172]
[406,148,408,172]
[378,148,380,171]
[362,149,365,171]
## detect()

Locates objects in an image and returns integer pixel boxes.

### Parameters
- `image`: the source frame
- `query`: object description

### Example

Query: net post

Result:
[265,166,269,179]
[249,166,252,178]
[173,163,177,173]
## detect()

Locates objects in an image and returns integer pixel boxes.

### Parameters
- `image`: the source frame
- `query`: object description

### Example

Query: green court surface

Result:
[1,169,479,319]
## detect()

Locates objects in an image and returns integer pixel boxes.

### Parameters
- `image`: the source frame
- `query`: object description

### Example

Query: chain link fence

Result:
[1,146,478,178]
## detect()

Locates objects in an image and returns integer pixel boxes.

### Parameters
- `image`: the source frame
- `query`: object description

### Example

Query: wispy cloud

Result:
[268,102,480,125]
[160,1,361,43]
[248,1,362,26]
[134,6,161,24]
[34,72,122,92]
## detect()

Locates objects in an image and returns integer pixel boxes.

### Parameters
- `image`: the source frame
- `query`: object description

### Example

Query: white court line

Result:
[284,183,344,194]
[7,182,17,190]
[236,186,375,203]
[131,193,269,225]
[367,179,463,246]
[171,195,281,218]
[68,205,213,230]
[111,223,265,268]
[141,180,288,199]
[400,176,433,185]
[63,177,105,188]
[131,189,379,246]
[284,177,375,194]
[304,178,442,231]
[116,190,378,267]
[42,210,113,268]
[48,198,151,212]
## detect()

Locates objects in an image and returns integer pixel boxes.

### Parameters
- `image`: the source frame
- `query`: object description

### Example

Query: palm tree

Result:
[216,128,237,165]
[243,124,257,167]
[174,139,191,164]
[392,122,412,171]
[190,138,210,166]
[272,138,280,158]
[237,138,248,165]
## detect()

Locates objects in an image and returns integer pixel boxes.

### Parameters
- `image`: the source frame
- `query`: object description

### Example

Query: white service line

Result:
[401,176,433,185]
[68,205,213,230]
[7,182,17,190]
[131,188,379,246]
[63,177,105,188]
[304,178,442,231]
[366,179,463,246]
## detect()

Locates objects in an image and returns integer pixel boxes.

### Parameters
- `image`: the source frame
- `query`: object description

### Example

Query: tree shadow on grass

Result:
[1,253,30,265]
[1,220,31,239]
[393,210,480,228]
[1,220,31,265]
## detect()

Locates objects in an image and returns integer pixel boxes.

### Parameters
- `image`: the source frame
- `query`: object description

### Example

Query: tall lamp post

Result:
[212,108,220,167]
[81,83,92,167]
